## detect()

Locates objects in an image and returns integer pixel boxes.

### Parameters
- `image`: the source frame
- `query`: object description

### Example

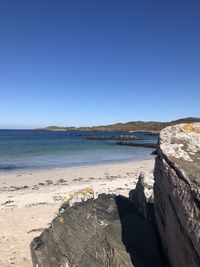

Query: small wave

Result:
[0,164,19,171]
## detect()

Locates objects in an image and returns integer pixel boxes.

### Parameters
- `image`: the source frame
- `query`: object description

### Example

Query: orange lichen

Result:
[80,187,94,195]
[59,217,65,224]
[63,187,94,203]
[181,123,200,134]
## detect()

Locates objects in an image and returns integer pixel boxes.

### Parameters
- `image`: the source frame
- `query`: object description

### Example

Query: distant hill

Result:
[37,117,200,132]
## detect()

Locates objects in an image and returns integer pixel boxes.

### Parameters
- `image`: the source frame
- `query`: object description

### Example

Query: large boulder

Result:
[31,193,166,267]
[154,123,200,267]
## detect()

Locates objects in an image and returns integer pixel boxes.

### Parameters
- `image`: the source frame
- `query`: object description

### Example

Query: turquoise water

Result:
[0,130,158,171]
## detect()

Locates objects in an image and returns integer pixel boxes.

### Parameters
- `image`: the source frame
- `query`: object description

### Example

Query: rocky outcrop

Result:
[129,172,154,221]
[31,192,167,267]
[87,135,143,140]
[116,142,157,148]
[154,123,200,267]
[30,123,200,267]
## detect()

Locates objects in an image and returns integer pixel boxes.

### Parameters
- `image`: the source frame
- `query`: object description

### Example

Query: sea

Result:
[0,130,158,171]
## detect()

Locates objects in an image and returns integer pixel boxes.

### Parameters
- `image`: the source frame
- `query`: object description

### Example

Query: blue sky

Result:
[0,0,199,129]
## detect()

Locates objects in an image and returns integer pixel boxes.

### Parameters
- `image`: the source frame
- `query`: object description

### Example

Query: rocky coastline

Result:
[30,123,200,267]
[31,176,168,267]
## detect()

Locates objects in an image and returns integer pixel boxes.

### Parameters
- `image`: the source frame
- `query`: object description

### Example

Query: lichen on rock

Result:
[159,123,200,163]
[154,122,200,267]
[59,187,94,212]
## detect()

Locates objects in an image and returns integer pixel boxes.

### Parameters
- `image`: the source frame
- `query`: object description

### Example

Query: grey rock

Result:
[87,135,143,140]
[154,123,200,267]
[129,172,154,220]
[116,142,157,149]
[31,194,166,267]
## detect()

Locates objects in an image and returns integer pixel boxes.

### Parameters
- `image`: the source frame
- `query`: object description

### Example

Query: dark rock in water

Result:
[130,131,160,136]
[114,135,143,140]
[87,135,143,140]
[116,141,157,148]
[154,123,200,267]
[31,194,166,267]
[142,131,159,136]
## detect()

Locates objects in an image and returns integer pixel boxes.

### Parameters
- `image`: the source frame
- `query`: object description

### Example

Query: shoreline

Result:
[0,158,155,267]
[0,154,154,174]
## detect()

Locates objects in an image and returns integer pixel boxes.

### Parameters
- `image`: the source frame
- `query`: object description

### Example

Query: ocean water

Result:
[0,130,158,171]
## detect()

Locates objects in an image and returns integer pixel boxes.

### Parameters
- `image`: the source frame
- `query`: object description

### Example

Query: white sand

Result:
[0,159,155,267]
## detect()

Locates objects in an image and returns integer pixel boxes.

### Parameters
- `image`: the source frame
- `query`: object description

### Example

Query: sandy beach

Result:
[0,159,155,267]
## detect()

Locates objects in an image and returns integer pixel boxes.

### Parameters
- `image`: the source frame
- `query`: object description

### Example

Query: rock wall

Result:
[154,123,200,267]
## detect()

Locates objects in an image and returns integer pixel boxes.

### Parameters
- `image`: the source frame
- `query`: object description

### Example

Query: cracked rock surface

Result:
[154,123,200,267]
[30,193,166,267]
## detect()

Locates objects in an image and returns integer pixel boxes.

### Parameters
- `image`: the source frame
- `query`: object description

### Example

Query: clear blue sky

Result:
[0,0,199,129]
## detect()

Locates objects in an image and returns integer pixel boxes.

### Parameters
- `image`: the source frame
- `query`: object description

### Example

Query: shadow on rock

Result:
[31,184,169,267]
[116,195,167,267]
